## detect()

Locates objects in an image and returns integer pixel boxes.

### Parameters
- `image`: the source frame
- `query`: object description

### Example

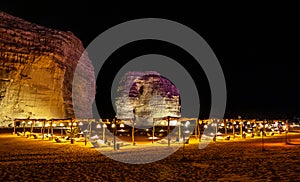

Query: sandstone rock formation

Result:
[0,11,94,126]
[115,71,180,128]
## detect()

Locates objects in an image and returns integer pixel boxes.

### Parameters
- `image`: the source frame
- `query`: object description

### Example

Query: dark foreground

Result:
[0,133,300,181]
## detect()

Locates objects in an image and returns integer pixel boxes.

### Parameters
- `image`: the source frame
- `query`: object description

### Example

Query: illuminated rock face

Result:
[115,71,180,128]
[0,11,94,126]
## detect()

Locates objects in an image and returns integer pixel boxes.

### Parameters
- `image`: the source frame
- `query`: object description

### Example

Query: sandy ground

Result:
[1,133,300,181]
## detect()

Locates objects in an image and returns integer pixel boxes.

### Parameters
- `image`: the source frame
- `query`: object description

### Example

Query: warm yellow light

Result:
[120,123,125,128]
[79,122,83,126]
[221,123,224,126]
[45,123,50,127]
[247,121,250,125]
[68,123,72,126]
[73,123,77,126]
[103,124,107,128]
[52,123,57,127]
[38,123,42,127]
[59,123,64,127]
[185,121,190,127]
[111,123,116,128]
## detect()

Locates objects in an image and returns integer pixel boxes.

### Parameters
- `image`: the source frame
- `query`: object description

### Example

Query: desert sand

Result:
[1,133,300,181]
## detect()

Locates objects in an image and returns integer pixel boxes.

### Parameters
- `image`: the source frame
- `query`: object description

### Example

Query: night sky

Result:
[1,2,299,119]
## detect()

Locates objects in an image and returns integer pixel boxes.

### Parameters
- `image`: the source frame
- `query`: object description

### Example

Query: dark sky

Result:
[1,2,299,119]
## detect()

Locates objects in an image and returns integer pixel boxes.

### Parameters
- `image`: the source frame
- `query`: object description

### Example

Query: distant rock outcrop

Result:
[0,11,94,126]
[115,71,180,128]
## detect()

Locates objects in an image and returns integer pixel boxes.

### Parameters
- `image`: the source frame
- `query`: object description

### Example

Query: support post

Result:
[51,120,53,141]
[30,120,34,137]
[224,119,227,135]
[89,119,92,139]
[113,117,116,150]
[152,118,155,144]
[70,118,73,143]
[195,119,198,138]
[23,121,26,136]
[178,121,181,140]
[13,120,16,135]
[240,121,243,138]
[132,119,135,145]
[233,122,235,139]
[103,125,106,142]
[168,116,170,147]
[42,120,45,140]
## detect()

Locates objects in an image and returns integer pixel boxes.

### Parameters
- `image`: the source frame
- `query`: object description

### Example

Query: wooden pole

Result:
[42,120,45,140]
[240,121,243,138]
[197,120,201,140]
[13,120,16,135]
[70,118,73,143]
[23,121,26,136]
[224,119,227,135]
[233,122,235,139]
[113,118,116,150]
[168,116,170,147]
[152,118,155,144]
[51,120,53,141]
[132,119,135,145]
[30,120,33,137]
[195,119,198,137]
[89,119,92,139]
[178,121,181,140]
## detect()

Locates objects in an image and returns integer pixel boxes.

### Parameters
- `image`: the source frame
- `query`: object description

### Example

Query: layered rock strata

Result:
[0,11,94,126]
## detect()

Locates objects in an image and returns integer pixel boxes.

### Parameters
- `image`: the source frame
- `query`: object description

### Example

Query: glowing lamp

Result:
[52,123,57,127]
[96,124,101,128]
[111,123,116,128]
[103,124,107,128]
[59,123,64,127]
[120,123,125,128]
[78,122,83,126]
[185,121,190,127]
